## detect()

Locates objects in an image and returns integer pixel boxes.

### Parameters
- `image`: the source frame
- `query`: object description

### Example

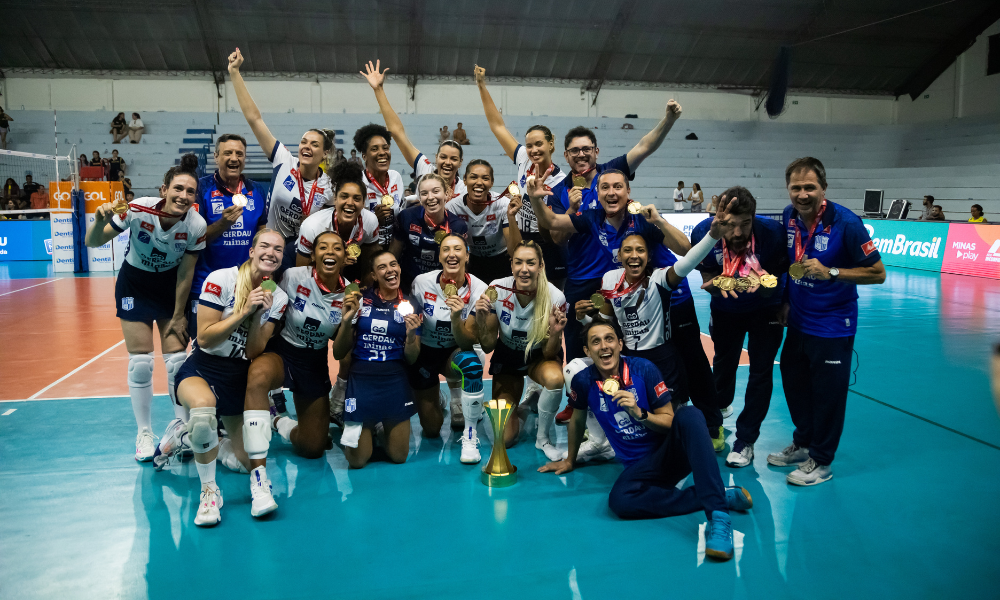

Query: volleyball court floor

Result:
[1,264,998,600]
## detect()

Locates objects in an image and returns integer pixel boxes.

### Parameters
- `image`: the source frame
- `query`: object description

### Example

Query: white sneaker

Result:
[194,484,223,527]
[460,429,481,464]
[536,440,566,461]
[786,458,833,486]
[726,439,754,468]
[767,442,810,467]
[218,438,248,474]
[576,438,616,463]
[249,466,278,517]
[152,418,186,471]
[721,405,734,419]
[135,428,158,462]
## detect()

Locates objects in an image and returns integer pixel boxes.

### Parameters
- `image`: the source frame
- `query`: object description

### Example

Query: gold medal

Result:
[507,182,520,197]
[788,262,805,280]
[231,193,248,208]
[443,283,458,297]
[746,273,760,289]
[627,202,642,215]
[759,274,778,288]
[345,282,360,295]
[346,243,361,258]
[572,175,587,188]
[485,287,498,303]
[713,276,734,291]
[112,199,129,215]
[434,229,447,244]
[601,378,620,395]
[260,278,277,293]
[397,300,414,316]
[380,194,394,207]
[734,277,750,292]
[590,293,605,309]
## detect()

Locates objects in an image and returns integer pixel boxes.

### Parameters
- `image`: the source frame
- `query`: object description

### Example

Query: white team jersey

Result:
[513,144,566,234]
[279,266,346,350]
[411,270,488,349]
[488,276,567,353]
[446,194,509,257]
[362,169,405,245]
[414,152,467,200]
[266,142,334,240]
[295,207,380,256]
[112,197,207,272]
[197,267,289,359]
[600,267,675,352]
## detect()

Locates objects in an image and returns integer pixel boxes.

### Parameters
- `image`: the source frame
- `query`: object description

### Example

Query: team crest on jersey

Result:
[423,302,434,317]
[174,242,185,253]
[283,175,295,191]
[247,196,256,211]
[211,201,223,214]
[121,297,134,311]
[787,232,795,247]
[293,297,307,312]
[140,221,154,232]
[814,235,829,252]
[345,398,356,413]
[328,309,342,325]
[393,310,405,323]
[500,310,511,325]
[137,231,151,244]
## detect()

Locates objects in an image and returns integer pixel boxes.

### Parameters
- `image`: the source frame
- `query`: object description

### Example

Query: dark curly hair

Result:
[353,123,392,154]
[329,160,365,196]
[163,153,200,187]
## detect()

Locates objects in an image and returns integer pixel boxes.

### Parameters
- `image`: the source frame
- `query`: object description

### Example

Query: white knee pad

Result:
[341,421,363,448]
[242,410,272,460]
[127,352,154,389]
[563,358,593,395]
[186,406,218,453]
[162,351,187,405]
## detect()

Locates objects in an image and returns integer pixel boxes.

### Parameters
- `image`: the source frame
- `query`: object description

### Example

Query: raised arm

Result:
[475,65,519,161]
[361,60,420,167]
[640,204,692,255]
[626,100,682,172]
[85,202,121,247]
[663,195,735,288]
[526,175,576,233]
[227,48,278,159]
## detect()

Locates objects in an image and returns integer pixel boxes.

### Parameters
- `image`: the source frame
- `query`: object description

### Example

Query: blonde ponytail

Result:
[518,241,553,360]
[233,228,282,315]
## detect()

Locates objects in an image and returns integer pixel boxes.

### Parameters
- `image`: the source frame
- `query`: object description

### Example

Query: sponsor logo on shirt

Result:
[372,319,389,335]
[140,222,154,232]
[655,381,668,397]
[500,310,511,325]
[211,190,224,198]
[861,239,876,256]
[299,236,313,251]
[137,231,151,244]
[175,232,187,240]
[486,214,496,221]
[297,285,311,297]
[424,292,437,302]
[502,298,514,311]
[293,297,306,311]
[424,302,434,317]
[283,175,295,191]
[409,223,422,234]
[205,283,222,296]
[303,317,320,332]
[196,235,206,244]
[212,201,223,214]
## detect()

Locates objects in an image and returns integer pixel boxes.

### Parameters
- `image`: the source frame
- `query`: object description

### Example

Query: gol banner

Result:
[49,181,125,212]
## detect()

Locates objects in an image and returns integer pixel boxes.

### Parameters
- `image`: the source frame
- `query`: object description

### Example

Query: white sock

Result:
[536,387,562,445]
[586,409,607,445]
[195,459,217,486]
[462,390,484,438]
[276,416,297,443]
[130,385,153,432]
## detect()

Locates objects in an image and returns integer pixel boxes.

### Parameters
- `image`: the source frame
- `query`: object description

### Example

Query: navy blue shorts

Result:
[488,339,563,377]
[174,348,250,417]
[115,261,178,323]
[408,344,459,390]
[264,335,332,399]
[344,359,416,424]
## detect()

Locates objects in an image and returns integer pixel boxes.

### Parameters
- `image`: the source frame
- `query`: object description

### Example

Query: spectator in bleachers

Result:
[90,151,105,168]
[22,174,40,199]
[0,106,11,149]
[969,204,988,223]
[706,194,719,215]
[110,112,128,144]
[30,184,48,216]
[348,149,363,167]
[453,122,470,145]
[439,125,451,142]
[3,199,24,218]
[3,178,20,202]
[673,181,687,213]
[918,195,935,220]
[78,153,89,170]
[125,190,135,203]
[108,149,126,182]
[928,205,945,221]
[332,148,346,168]
[122,178,132,195]
[689,183,704,212]
[127,113,144,143]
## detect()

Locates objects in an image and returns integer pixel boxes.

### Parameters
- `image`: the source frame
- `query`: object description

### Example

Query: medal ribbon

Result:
[601,270,647,300]
[313,268,346,295]
[792,200,828,263]
[332,207,364,246]
[441,272,473,303]
[525,163,554,192]
[365,169,391,199]
[423,208,451,237]
[571,164,596,181]
[220,176,245,199]
[377,287,407,309]
[290,167,321,219]
[721,234,758,277]
[594,361,632,394]
[122,199,179,218]
[491,283,536,298]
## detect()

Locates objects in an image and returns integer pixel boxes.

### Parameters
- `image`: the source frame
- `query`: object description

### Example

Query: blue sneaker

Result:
[726,486,753,511]
[705,511,734,561]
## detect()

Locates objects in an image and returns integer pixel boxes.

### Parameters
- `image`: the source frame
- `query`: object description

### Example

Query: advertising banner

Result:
[941,223,1000,279]
[50,181,126,272]
[0,221,54,261]
[861,219,947,271]
[50,212,76,272]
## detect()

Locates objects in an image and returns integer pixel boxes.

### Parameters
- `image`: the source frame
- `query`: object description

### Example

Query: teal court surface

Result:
[1,265,998,600]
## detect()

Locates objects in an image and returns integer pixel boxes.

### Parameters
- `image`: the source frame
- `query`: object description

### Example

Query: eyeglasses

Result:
[566,146,596,156]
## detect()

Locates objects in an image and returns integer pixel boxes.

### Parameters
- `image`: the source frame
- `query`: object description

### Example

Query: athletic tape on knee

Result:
[563,357,593,396]
[341,421,363,448]
[242,410,272,459]
[127,352,154,389]
[451,351,483,393]
[186,406,218,453]
[162,352,187,406]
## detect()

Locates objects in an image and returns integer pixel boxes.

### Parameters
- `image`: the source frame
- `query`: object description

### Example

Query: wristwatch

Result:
[638,407,649,421]
[828,267,839,281]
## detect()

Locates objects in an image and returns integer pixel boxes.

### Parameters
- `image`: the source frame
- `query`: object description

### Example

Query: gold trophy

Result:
[481,399,518,487]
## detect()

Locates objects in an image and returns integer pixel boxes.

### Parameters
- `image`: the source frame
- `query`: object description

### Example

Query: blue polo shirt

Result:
[548,154,634,281]
[690,216,788,313]
[782,200,881,337]
[568,356,671,466]
[393,205,469,290]
[191,172,269,297]
[567,206,666,278]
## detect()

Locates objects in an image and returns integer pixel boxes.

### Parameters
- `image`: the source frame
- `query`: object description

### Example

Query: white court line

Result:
[1,394,136,402]
[2,409,15,415]
[28,339,126,400]
[0,279,58,297]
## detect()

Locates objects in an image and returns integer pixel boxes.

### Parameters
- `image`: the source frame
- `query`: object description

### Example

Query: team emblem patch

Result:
[814,235,829,252]
[360,306,371,317]
[121,297,134,311]
[345,398,356,412]
[174,242,185,253]
[211,201,223,214]
[394,310,405,323]
[328,310,342,325]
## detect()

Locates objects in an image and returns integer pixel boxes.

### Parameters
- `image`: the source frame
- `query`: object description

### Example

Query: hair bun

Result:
[178,153,200,172]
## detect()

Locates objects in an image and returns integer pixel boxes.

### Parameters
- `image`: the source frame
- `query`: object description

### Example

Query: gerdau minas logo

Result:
[864,225,940,259]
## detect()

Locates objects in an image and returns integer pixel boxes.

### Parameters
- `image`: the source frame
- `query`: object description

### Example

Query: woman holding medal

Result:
[157,229,289,526]
[333,250,423,468]
[408,233,489,462]
[446,160,524,284]
[390,173,469,293]
[228,48,334,278]
[361,60,467,201]
[85,154,207,462]
[354,122,405,246]
[475,239,569,460]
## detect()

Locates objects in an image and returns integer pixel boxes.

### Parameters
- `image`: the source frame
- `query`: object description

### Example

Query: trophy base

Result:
[481,466,518,488]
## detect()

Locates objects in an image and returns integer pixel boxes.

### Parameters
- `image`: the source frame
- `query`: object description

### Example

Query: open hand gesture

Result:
[360,60,389,89]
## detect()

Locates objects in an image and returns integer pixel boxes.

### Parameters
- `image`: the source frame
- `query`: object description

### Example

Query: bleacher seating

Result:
[4,109,999,219]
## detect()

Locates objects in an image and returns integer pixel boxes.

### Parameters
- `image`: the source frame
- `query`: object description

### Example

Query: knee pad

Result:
[341,421,363,449]
[162,352,187,404]
[242,410,272,460]
[451,351,483,393]
[127,353,154,389]
[186,407,218,453]
[563,358,593,395]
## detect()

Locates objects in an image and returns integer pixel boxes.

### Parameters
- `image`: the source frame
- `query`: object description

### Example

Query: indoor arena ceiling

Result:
[0,0,997,98]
